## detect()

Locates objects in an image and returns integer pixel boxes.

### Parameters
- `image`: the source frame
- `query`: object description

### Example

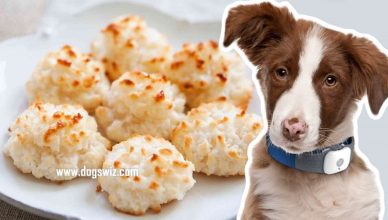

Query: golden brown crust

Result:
[92,15,172,81]
[165,41,253,109]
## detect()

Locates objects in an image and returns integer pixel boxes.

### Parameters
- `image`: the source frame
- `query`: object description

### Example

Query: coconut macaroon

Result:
[95,71,185,142]
[171,101,261,176]
[91,15,172,81]
[98,135,195,215]
[165,40,253,109]
[3,103,110,181]
[25,45,110,113]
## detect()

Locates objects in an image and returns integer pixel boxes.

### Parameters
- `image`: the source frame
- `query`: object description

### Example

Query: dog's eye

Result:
[275,67,288,80]
[324,74,337,87]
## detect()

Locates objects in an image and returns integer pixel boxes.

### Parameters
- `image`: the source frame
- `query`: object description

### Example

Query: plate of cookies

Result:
[0,2,263,220]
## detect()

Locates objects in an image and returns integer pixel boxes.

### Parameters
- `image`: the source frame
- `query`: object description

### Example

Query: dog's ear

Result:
[223,2,296,64]
[346,36,388,115]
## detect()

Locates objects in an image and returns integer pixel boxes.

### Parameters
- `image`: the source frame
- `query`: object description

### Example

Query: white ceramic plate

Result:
[2,2,387,220]
[0,2,262,220]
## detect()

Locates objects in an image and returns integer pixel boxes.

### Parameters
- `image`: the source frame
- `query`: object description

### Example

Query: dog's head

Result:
[223,2,388,153]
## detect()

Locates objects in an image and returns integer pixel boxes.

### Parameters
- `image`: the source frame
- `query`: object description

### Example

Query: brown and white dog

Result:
[222,1,388,219]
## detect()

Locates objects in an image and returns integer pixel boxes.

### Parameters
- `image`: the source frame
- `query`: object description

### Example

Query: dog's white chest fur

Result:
[251,158,381,220]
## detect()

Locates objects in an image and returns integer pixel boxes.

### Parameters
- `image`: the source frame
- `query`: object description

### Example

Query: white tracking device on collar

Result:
[323,146,352,174]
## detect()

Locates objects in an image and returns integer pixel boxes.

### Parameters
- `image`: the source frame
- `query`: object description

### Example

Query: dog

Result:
[222,1,387,219]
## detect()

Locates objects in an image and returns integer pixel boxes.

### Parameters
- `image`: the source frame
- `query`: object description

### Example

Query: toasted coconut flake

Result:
[183,82,194,89]
[159,148,172,155]
[104,24,120,36]
[57,59,71,67]
[217,135,225,144]
[133,176,141,182]
[217,96,227,101]
[154,90,165,102]
[72,80,80,87]
[216,73,227,83]
[149,182,159,190]
[150,154,159,162]
[154,166,163,176]
[44,121,66,142]
[196,59,205,70]
[209,40,218,49]
[252,122,261,130]
[120,79,135,86]
[114,161,121,168]
[228,151,239,159]
[173,160,189,168]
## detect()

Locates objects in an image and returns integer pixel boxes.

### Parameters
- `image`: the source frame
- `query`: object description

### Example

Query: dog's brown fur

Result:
[224,2,388,130]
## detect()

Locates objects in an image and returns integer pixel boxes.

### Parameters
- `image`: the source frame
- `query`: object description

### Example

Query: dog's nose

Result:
[282,118,307,142]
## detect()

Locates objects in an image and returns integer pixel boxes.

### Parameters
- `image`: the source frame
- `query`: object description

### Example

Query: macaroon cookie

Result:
[95,71,185,142]
[26,45,110,113]
[91,15,172,81]
[98,135,195,215]
[3,103,110,181]
[171,101,262,176]
[165,40,253,109]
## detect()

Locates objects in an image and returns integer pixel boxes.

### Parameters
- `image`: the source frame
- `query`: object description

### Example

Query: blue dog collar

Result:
[266,134,354,174]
